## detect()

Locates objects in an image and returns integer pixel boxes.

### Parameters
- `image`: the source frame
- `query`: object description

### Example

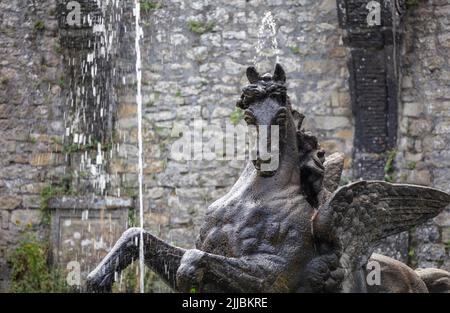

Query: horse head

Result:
[237,64,300,177]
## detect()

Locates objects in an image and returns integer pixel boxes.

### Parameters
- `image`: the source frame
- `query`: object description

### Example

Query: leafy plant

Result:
[53,44,62,55]
[384,150,397,182]
[40,184,70,225]
[187,20,215,35]
[57,76,65,88]
[407,161,417,170]
[230,108,244,126]
[140,0,162,12]
[128,207,137,227]
[7,235,70,293]
[34,20,45,32]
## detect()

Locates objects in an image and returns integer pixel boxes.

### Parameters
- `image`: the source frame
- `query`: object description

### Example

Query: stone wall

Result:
[0,0,65,291]
[395,1,450,271]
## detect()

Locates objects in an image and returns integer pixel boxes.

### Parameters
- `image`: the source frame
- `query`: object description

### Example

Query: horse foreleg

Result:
[86,227,186,292]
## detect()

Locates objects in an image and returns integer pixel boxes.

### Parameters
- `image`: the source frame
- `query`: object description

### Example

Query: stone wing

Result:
[323,152,345,192]
[312,181,450,290]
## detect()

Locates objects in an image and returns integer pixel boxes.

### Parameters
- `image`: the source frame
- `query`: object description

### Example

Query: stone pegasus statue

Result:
[87,64,450,293]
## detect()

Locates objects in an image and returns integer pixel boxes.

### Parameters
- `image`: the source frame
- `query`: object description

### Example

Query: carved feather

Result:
[323,152,345,193]
[312,181,450,291]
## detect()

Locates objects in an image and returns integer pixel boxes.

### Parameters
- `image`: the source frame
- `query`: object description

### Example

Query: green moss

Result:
[175,89,182,97]
[230,107,244,126]
[58,76,65,88]
[187,20,215,35]
[34,20,45,32]
[124,187,138,199]
[407,246,418,268]
[7,235,71,293]
[140,0,163,12]
[290,46,301,55]
[27,134,37,144]
[40,185,67,225]
[384,150,397,182]
[62,138,112,155]
[406,0,421,9]
[407,161,417,170]
[53,44,62,55]
[128,207,137,227]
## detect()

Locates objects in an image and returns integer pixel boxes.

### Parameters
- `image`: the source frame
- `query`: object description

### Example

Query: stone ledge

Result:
[48,196,134,210]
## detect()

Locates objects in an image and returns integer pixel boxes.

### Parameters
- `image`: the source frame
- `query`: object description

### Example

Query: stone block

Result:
[442,227,450,243]
[403,102,423,117]
[48,196,132,284]
[1,211,9,229]
[315,116,350,130]
[10,209,41,230]
[0,196,21,210]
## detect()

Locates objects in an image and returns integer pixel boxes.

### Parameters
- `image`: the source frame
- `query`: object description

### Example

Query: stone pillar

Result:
[336,0,409,261]
[337,0,405,179]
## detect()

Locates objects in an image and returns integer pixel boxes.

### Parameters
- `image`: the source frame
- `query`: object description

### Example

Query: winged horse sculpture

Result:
[87,64,450,293]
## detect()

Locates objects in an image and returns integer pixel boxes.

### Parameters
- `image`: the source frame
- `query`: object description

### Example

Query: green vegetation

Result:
[128,207,137,227]
[27,134,37,144]
[406,0,421,9]
[62,139,113,154]
[40,185,67,225]
[58,76,65,88]
[407,161,417,170]
[1,77,9,85]
[384,150,397,182]
[230,108,244,126]
[40,168,75,225]
[53,44,63,55]
[407,246,418,268]
[290,46,301,55]
[7,235,70,293]
[187,20,215,35]
[140,0,163,12]
[33,20,45,32]
[175,89,182,97]
[123,187,138,199]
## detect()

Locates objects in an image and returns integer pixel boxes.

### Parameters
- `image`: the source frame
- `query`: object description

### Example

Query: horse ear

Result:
[246,66,260,84]
[273,63,286,83]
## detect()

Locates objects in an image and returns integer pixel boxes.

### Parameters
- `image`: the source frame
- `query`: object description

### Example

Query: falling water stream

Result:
[254,11,280,67]
[133,0,145,293]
